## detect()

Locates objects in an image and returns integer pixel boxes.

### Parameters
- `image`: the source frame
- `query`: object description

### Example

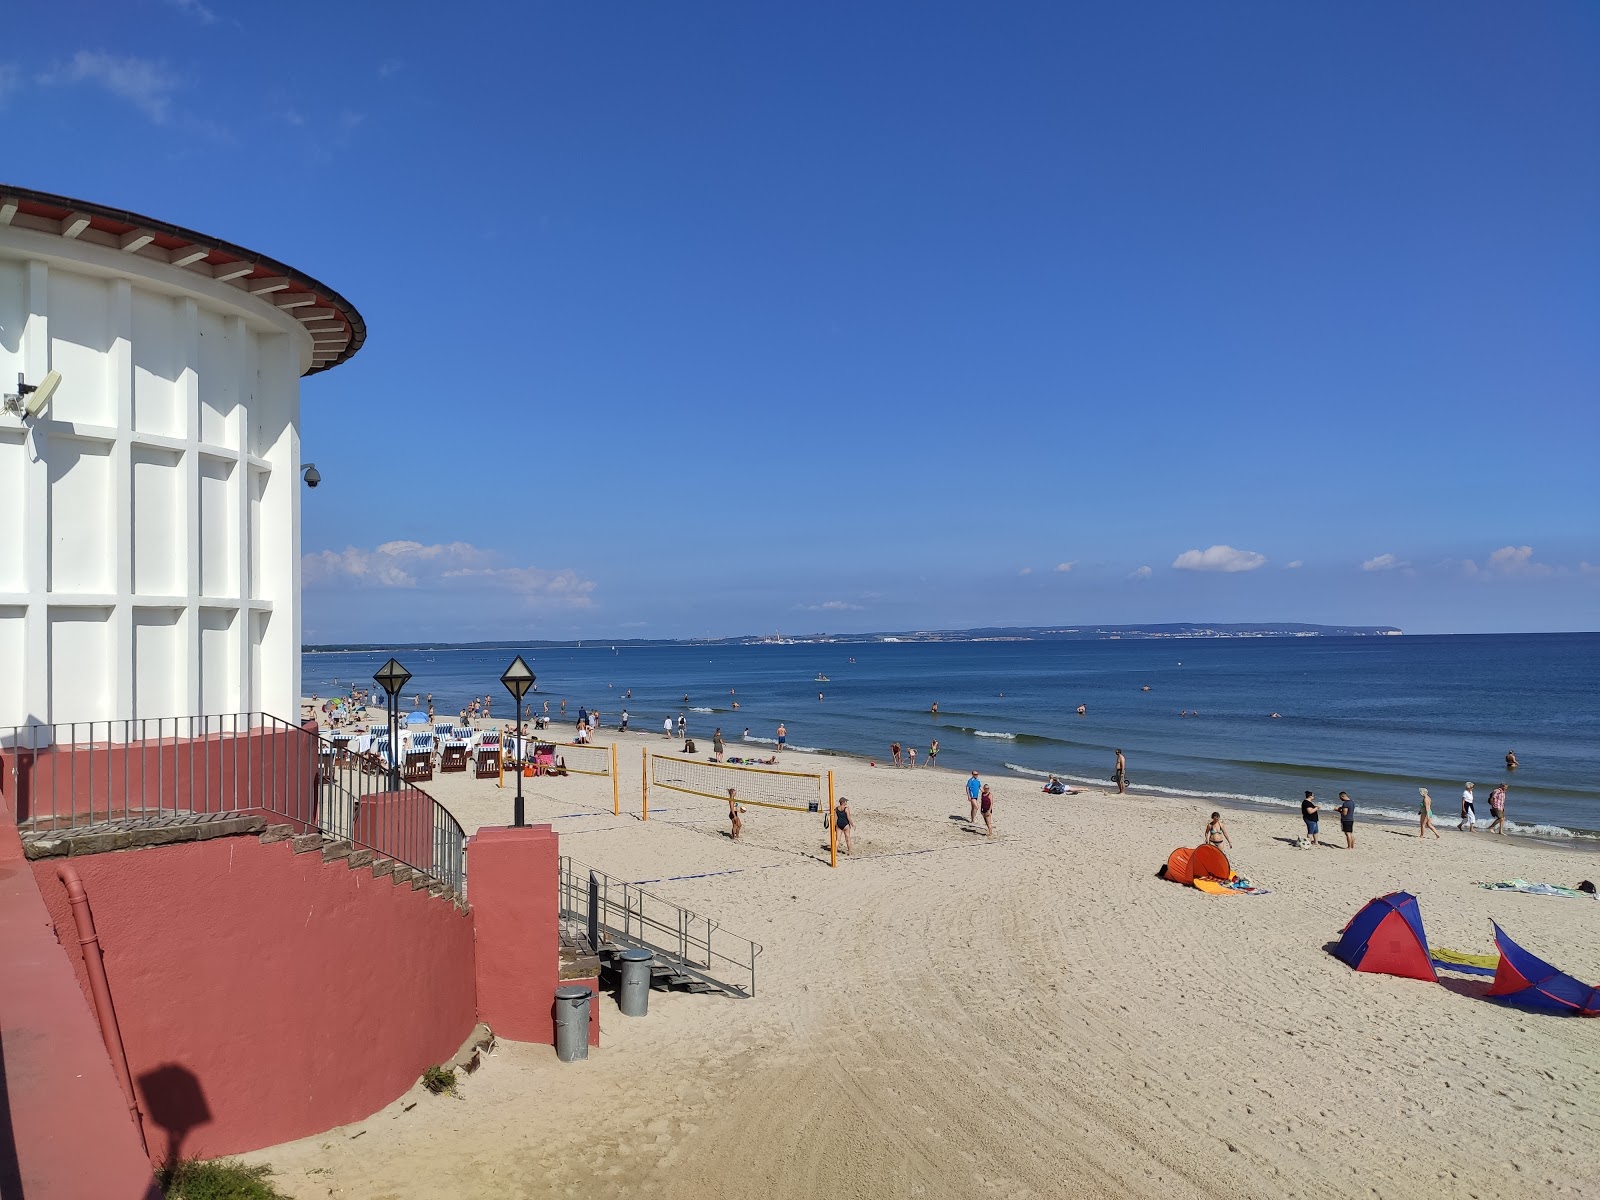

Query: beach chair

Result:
[475,733,501,780]
[403,734,434,782]
[440,740,469,773]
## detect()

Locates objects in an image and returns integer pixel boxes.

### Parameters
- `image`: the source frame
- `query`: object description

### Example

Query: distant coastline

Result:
[303,620,1401,654]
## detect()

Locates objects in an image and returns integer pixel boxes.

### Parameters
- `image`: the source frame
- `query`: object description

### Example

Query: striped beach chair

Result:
[403,733,435,783]
[475,733,501,779]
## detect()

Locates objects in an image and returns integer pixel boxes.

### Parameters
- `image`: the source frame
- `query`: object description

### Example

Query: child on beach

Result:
[727,788,745,841]
[1418,788,1442,839]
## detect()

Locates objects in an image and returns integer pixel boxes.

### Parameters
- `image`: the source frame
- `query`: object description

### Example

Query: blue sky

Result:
[7,1,1597,640]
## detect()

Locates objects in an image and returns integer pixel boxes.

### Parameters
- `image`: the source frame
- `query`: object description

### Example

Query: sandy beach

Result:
[250,721,1600,1199]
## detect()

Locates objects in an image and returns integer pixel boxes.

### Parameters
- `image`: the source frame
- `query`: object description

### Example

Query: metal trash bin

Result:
[553,985,593,1062]
[616,948,654,1017]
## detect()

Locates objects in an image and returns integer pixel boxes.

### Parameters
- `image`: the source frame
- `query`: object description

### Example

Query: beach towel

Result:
[1479,880,1594,899]
[1430,948,1499,977]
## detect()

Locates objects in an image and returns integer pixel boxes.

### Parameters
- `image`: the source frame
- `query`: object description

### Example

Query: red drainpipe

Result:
[56,863,149,1157]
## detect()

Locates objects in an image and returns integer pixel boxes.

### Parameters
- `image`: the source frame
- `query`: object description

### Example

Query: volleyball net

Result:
[551,742,614,778]
[644,751,837,865]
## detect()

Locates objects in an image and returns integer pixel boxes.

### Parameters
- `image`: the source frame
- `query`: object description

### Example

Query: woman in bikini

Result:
[1417,788,1442,839]
[727,787,745,841]
[1205,812,1232,849]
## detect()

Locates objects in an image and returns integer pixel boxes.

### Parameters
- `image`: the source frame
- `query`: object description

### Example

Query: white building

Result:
[0,186,364,730]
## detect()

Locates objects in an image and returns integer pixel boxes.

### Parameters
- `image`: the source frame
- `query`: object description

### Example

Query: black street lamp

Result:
[373,657,412,789]
[500,655,536,827]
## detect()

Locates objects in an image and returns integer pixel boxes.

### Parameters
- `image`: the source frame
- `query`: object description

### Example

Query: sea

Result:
[303,633,1600,843]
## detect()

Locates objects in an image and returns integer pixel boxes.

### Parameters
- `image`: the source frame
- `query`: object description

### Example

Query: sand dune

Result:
[250,727,1600,1199]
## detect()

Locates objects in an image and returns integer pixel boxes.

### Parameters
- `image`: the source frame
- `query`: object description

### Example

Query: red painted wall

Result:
[471,825,597,1046]
[2,722,320,831]
[0,821,163,1200]
[30,833,476,1161]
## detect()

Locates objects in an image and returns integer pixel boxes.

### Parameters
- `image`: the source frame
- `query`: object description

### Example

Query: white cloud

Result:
[38,52,181,122]
[1054,562,1075,573]
[303,540,593,606]
[1362,553,1407,572]
[1172,545,1266,573]
[799,599,863,611]
[1018,567,1033,576]
[166,0,219,24]
[1485,545,1553,577]
[1129,565,1152,580]
[378,58,405,78]
[1285,560,1303,569]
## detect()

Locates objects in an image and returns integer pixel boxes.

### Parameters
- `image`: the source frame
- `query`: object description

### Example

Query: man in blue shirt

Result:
[966,771,983,824]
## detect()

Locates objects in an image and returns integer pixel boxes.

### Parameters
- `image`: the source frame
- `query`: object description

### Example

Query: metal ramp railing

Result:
[557,856,761,998]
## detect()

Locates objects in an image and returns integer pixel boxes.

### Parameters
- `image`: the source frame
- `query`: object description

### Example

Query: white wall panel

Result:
[48,607,112,723]
[46,270,112,425]
[198,607,237,716]
[199,456,236,597]
[0,607,27,727]
[133,608,184,721]
[48,436,112,594]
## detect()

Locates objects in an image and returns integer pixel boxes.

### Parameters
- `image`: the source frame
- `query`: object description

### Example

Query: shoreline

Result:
[304,697,1597,854]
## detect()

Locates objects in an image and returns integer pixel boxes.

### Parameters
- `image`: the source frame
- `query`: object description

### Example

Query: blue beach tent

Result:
[1486,922,1600,1017]
[1332,892,1438,983]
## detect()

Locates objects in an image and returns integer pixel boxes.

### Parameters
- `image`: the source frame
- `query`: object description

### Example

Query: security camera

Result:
[302,463,321,488]
[4,370,62,418]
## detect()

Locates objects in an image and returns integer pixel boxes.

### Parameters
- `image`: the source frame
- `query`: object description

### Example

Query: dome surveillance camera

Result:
[302,463,321,488]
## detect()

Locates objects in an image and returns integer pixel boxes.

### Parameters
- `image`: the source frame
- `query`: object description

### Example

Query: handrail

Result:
[1,713,465,898]
[557,855,762,997]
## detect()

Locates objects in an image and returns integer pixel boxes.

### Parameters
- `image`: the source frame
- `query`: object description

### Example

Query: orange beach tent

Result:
[1163,843,1232,887]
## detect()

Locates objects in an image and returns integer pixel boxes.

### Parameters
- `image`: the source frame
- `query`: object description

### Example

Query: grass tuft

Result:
[421,1063,458,1094]
[159,1157,289,1200]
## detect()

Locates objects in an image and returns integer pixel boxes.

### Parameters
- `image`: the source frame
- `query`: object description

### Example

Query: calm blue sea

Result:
[304,634,1600,841]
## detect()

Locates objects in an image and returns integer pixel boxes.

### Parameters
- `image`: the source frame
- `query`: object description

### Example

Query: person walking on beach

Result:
[1113,749,1127,794]
[677,713,687,740]
[1300,791,1320,846]
[662,717,672,739]
[727,787,745,841]
[827,796,855,856]
[1418,788,1442,839]
[619,709,629,732]
[1487,784,1508,834]
[712,728,725,762]
[1336,791,1356,849]
[979,783,995,837]
[1459,782,1478,832]
[776,722,787,751]
[928,738,939,767]
[966,771,982,823]
[1205,812,1232,849]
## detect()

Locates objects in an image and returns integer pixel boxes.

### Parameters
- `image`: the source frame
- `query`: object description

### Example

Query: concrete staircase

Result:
[19,814,467,913]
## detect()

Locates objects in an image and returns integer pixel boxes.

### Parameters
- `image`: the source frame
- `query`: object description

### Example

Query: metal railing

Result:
[1,713,465,897]
[558,855,761,997]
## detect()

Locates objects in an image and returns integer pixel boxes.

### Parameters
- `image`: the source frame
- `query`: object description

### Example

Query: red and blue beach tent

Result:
[1485,922,1600,1017]
[1333,892,1438,983]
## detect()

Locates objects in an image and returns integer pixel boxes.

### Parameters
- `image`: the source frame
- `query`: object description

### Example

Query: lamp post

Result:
[373,657,412,790]
[500,655,536,827]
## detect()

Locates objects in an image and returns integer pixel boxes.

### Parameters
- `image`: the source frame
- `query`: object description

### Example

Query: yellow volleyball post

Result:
[827,769,837,868]
[611,743,620,815]
[641,745,649,822]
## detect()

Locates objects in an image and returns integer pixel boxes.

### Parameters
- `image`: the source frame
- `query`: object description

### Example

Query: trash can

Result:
[553,985,593,1062]
[616,948,654,1017]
